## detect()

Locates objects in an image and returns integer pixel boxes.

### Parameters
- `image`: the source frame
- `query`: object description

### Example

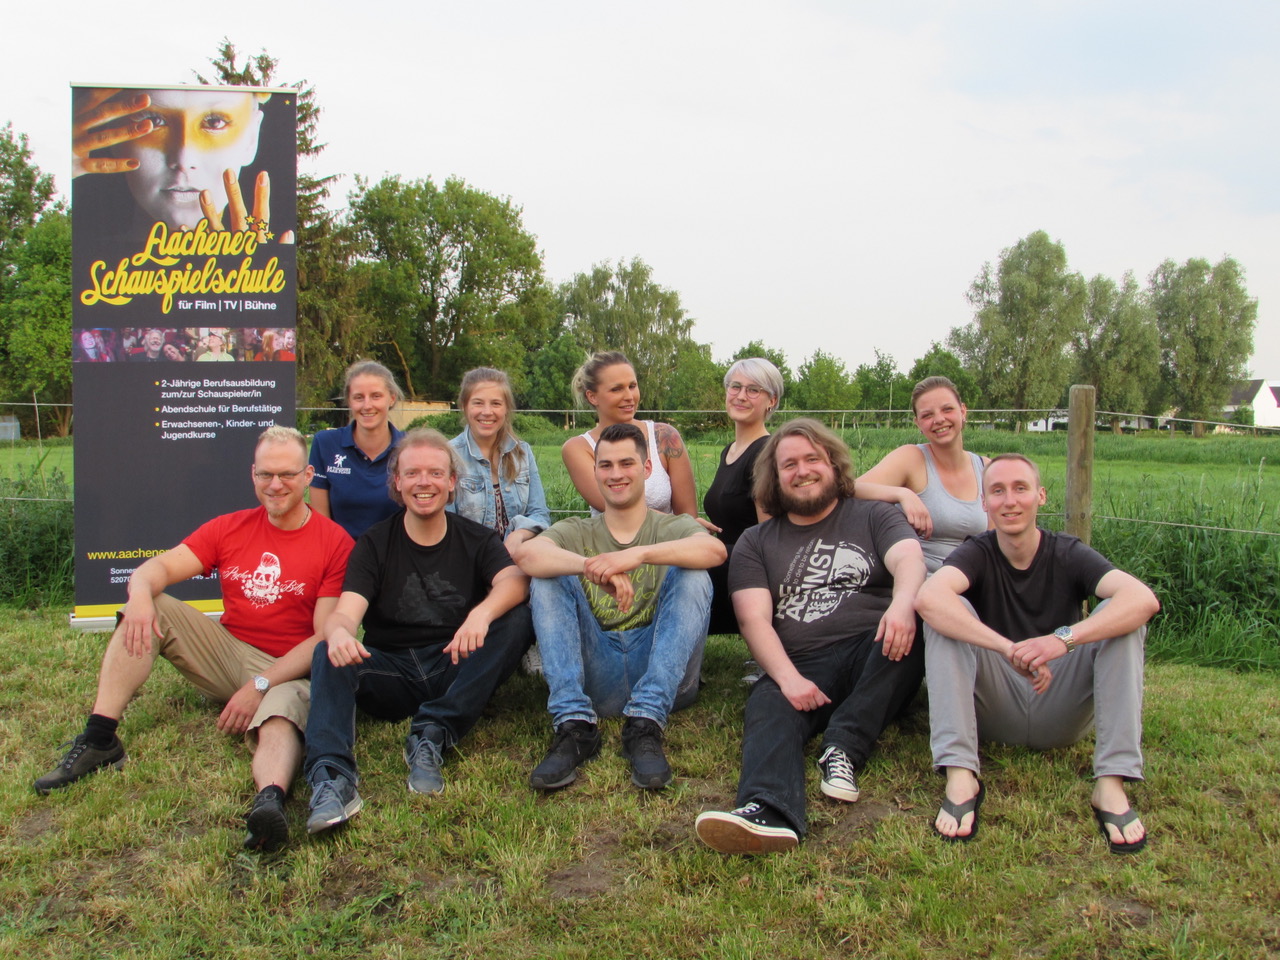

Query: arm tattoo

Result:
[656,422,686,461]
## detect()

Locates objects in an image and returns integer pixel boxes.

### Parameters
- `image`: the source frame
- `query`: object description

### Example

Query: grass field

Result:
[3,429,1279,956]
[3,608,1279,959]
[0,438,73,486]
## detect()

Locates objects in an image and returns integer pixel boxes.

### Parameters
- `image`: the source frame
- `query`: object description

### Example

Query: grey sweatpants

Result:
[924,598,1146,780]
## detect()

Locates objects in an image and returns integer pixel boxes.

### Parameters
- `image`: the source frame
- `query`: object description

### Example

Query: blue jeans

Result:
[303,604,532,784]
[531,567,711,728]
[733,630,923,837]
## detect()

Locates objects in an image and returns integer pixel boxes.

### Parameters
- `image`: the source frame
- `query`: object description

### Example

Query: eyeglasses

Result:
[727,382,767,399]
[253,469,306,483]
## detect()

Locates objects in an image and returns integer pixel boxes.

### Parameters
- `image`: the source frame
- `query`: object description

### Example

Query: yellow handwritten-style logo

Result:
[79,222,286,314]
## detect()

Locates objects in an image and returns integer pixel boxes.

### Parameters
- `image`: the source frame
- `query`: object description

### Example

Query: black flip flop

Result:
[1091,805,1148,855]
[933,780,985,843]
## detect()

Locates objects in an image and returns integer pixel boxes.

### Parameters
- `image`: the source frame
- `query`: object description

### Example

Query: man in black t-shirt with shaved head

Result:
[916,453,1160,854]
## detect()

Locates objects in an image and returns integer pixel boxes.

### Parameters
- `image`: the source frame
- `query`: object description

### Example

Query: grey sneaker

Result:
[244,788,289,852]
[817,745,860,802]
[33,735,127,795]
[521,643,544,676]
[530,720,601,790]
[306,774,362,835]
[695,802,799,854]
[404,731,445,795]
[621,716,672,790]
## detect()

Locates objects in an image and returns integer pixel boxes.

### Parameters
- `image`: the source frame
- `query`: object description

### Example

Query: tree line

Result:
[0,43,1257,438]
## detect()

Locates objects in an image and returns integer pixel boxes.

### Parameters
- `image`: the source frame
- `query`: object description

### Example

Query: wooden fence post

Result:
[1066,384,1095,545]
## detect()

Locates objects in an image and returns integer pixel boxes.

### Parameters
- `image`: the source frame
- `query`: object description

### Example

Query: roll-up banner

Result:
[70,84,298,627]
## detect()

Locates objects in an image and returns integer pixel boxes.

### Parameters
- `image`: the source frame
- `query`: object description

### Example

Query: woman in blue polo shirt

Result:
[308,360,406,539]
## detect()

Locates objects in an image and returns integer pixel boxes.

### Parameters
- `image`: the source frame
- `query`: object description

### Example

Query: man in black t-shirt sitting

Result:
[695,418,927,854]
[303,429,532,835]
[915,453,1160,854]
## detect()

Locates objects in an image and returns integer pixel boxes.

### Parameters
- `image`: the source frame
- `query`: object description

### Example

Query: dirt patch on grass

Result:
[11,804,58,843]
[678,777,730,806]
[810,800,897,845]
[1100,897,1154,927]
[318,854,401,912]
[414,869,495,900]
[649,816,696,853]
[545,826,628,899]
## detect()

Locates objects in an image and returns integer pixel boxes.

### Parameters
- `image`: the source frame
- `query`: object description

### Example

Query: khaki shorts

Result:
[139,593,311,744]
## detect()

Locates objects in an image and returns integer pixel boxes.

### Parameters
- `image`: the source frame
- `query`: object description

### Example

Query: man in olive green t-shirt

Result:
[516,422,725,792]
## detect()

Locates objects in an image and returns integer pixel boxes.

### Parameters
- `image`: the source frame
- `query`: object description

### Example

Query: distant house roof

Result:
[1229,379,1263,406]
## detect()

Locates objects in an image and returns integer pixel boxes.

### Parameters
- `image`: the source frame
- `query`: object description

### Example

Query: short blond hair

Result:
[256,425,307,459]
[984,453,1042,490]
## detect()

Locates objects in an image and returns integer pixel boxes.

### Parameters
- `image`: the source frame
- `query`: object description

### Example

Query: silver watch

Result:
[252,674,271,693]
[1053,626,1077,653]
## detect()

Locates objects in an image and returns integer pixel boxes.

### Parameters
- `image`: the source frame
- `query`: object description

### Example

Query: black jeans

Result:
[733,629,923,836]
[304,604,532,784]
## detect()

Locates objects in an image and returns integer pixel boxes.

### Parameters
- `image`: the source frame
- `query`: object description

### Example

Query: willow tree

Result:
[949,231,1085,428]
[1151,256,1256,437]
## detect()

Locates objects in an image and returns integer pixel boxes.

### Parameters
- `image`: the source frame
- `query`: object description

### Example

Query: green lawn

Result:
[3,608,1278,959]
[3,428,1279,956]
[0,438,73,485]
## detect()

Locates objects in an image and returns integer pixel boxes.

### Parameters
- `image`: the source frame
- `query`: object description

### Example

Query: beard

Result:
[778,476,838,517]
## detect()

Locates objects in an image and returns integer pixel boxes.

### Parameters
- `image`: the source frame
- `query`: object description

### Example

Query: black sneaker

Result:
[306,773,362,835]
[695,802,799,854]
[529,720,601,790]
[244,788,289,852]
[404,730,445,795]
[33,734,127,795]
[817,745,860,802]
[621,716,672,790]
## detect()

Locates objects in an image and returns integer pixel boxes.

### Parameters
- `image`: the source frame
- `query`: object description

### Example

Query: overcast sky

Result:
[9,0,1277,382]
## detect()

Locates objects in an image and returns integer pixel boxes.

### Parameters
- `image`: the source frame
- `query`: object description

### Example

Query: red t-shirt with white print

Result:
[182,507,353,657]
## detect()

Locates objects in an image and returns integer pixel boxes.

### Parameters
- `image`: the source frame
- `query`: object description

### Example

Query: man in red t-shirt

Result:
[34,427,353,853]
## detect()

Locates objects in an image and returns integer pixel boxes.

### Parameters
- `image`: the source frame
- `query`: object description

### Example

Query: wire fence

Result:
[3,399,1278,540]
[4,397,1280,436]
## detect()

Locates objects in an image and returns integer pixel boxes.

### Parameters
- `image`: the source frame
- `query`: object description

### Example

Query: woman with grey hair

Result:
[702,357,785,635]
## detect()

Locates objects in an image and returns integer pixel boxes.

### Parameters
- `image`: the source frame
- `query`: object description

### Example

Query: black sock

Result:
[257,784,286,803]
[83,714,119,750]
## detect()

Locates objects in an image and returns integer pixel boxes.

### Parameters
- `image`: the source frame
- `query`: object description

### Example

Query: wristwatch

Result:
[1053,626,1077,654]
[252,675,271,693]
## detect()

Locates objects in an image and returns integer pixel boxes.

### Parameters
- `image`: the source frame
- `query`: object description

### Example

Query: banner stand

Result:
[69,83,298,626]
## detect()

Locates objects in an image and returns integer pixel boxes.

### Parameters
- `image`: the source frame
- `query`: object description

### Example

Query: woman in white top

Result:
[857,376,989,573]
[562,351,698,518]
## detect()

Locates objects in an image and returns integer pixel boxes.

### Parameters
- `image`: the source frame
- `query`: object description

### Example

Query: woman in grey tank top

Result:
[855,376,989,573]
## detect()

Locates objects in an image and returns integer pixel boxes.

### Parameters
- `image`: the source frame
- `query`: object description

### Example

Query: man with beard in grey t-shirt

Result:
[696,418,927,854]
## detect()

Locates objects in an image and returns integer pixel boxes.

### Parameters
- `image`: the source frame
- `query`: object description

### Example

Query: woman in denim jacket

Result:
[448,367,552,556]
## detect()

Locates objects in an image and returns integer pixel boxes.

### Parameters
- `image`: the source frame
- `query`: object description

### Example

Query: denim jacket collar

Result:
[461,426,517,463]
